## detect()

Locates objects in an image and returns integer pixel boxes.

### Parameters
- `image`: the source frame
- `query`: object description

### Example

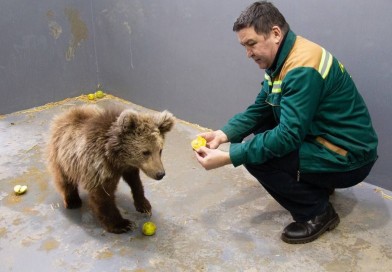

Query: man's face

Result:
[237,26,281,70]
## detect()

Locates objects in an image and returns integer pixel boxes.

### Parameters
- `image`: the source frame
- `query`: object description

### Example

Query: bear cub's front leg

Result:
[122,169,152,216]
[89,187,136,233]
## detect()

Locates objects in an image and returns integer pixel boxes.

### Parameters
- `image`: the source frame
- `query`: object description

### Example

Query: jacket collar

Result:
[266,30,297,78]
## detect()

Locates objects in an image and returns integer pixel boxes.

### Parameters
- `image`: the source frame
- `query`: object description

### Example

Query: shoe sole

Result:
[281,214,340,244]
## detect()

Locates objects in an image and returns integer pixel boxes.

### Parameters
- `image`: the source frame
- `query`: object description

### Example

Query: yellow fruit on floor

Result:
[14,185,28,195]
[142,221,157,236]
[191,136,206,150]
[87,93,95,100]
[95,90,105,98]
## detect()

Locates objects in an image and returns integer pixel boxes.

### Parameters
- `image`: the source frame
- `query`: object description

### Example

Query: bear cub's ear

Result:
[117,109,139,132]
[155,110,175,134]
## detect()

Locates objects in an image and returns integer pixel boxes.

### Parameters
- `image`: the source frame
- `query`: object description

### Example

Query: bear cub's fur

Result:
[47,104,175,233]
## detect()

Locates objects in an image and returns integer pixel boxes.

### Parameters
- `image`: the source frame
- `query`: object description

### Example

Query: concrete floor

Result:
[1,96,392,272]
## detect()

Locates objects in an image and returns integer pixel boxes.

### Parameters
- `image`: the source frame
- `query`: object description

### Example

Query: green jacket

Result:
[221,30,378,173]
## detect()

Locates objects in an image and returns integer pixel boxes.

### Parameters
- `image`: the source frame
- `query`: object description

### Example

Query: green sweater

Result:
[221,30,378,173]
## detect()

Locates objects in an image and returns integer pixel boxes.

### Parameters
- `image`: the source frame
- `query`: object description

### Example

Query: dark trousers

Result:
[245,150,375,222]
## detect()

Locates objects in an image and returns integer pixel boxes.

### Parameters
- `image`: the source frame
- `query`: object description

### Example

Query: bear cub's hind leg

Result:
[64,184,82,209]
[53,167,82,209]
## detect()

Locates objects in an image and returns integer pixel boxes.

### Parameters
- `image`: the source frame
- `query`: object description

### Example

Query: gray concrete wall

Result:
[0,0,99,113]
[1,0,391,190]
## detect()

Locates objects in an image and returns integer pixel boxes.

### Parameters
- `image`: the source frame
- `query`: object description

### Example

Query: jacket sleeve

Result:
[228,68,324,167]
[221,83,273,143]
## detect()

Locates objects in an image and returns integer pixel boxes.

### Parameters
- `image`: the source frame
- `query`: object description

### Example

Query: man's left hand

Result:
[194,146,232,170]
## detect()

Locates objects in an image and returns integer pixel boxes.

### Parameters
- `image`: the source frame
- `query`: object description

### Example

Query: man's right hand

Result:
[198,130,228,149]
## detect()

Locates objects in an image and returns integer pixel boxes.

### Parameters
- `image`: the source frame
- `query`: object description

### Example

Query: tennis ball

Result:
[95,90,104,98]
[14,185,28,195]
[191,136,207,150]
[142,221,157,236]
[87,93,95,100]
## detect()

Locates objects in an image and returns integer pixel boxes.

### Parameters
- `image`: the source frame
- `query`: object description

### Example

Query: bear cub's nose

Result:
[156,171,165,180]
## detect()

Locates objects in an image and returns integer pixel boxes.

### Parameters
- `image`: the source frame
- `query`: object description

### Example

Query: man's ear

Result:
[271,26,283,44]
[155,110,175,134]
[117,109,139,132]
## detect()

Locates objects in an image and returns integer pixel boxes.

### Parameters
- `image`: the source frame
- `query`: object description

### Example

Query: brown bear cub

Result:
[47,104,175,233]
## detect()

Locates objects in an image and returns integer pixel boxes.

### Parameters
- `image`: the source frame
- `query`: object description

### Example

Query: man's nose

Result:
[246,48,253,58]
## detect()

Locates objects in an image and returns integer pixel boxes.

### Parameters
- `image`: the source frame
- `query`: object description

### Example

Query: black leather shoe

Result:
[281,203,340,244]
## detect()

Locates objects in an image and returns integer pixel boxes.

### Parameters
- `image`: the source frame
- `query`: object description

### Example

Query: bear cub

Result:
[47,104,175,233]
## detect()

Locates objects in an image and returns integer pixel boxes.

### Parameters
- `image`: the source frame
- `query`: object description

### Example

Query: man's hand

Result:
[194,146,232,170]
[198,130,228,149]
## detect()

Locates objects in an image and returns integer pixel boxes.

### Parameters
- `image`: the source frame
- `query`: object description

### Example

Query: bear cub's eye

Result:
[142,150,151,157]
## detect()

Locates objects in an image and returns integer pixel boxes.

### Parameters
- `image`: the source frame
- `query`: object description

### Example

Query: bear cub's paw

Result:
[106,218,136,234]
[134,198,152,216]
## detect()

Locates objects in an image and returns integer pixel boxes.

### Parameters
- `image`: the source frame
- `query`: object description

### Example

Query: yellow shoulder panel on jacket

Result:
[279,36,325,80]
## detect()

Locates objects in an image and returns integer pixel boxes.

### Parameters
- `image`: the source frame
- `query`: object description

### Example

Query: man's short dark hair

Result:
[233,1,290,36]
